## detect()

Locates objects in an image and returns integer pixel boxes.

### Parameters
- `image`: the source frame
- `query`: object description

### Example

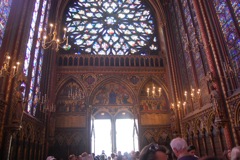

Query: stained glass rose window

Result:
[65,0,158,55]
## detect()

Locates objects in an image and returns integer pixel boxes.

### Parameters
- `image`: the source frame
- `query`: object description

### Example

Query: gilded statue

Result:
[210,85,223,118]
[12,86,25,124]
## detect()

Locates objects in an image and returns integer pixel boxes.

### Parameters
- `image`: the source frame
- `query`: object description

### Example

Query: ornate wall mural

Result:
[56,80,86,113]
[139,81,169,113]
[92,82,133,106]
[140,127,172,149]
[139,98,168,113]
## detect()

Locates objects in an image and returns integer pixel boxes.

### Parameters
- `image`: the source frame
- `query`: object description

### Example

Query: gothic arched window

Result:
[23,0,50,115]
[213,0,240,71]
[0,0,13,47]
[65,0,159,55]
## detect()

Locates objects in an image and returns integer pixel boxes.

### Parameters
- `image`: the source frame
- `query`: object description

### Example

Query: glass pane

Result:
[116,119,139,153]
[213,0,240,72]
[65,0,158,55]
[0,0,13,47]
[93,119,112,156]
[23,0,40,76]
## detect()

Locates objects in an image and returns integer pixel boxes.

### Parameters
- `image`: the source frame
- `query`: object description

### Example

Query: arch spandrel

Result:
[55,78,87,113]
[138,76,169,99]
[138,77,170,114]
[55,76,86,97]
[90,80,135,107]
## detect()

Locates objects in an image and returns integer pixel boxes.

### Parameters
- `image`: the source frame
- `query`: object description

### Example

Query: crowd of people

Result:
[46,137,240,160]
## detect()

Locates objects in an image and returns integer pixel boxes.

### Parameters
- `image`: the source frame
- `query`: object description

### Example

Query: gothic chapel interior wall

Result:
[0,0,239,160]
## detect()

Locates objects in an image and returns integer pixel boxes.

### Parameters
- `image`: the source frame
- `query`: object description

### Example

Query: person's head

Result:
[77,155,82,160]
[123,152,129,159]
[69,154,77,160]
[170,137,188,158]
[123,152,129,160]
[100,154,106,160]
[46,156,56,160]
[140,143,169,160]
[111,153,116,158]
[130,151,135,159]
[135,151,140,159]
[188,145,196,156]
[231,146,240,160]
[81,152,88,157]
[223,149,231,160]
[118,151,122,156]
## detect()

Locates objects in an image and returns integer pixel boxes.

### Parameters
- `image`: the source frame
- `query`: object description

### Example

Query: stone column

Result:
[201,132,207,156]
[209,134,216,156]
[192,0,218,90]
[2,125,21,160]
[192,0,233,149]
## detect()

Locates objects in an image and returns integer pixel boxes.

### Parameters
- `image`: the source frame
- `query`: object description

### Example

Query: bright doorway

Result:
[116,119,139,153]
[91,119,112,156]
[91,112,139,156]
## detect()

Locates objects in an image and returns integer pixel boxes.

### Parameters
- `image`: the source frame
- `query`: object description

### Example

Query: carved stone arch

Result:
[114,109,134,118]
[183,123,191,138]
[139,76,168,99]
[235,102,240,127]
[34,126,42,141]
[92,108,112,118]
[55,76,87,112]
[56,76,86,97]
[23,123,34,140]
[89,77,137,106]
[207,112,216,133]
[56,0,166,28]
[56,0,168,58]
[138,76,170,114]
[17,128,24,141]
[190,131,195,143]
[63,56,68,66]
[194,118,203,133]
[202,128,208,135]
[147,0,166,26]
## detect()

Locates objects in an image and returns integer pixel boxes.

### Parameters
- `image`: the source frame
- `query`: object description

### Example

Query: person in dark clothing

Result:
[170,137,198,160]
[139,143,169,160]
[188,145,199,158]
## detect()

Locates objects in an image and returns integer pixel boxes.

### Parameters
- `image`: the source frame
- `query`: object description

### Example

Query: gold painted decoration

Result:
[56,80,86,113]
[93,82,133,106]
[140,113,170,125]
[55,115,86,128]
[140,99,168,113]
[140,81,169,113]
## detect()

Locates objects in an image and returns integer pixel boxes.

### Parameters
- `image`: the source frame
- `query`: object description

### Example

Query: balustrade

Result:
[57,55,164,68]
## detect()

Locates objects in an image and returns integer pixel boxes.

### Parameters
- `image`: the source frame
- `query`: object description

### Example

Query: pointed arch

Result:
[235,102,240,127]
[55,76,86,99]
[92,108,112,118]
[138,76,169,99]
[207,112,216,133]
[89,77,137,106]
[57,0,166,28]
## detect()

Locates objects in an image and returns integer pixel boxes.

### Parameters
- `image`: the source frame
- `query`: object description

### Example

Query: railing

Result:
[57,54,164,68]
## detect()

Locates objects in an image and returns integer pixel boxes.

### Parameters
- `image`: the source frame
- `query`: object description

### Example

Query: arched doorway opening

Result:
[91,110,139,156]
